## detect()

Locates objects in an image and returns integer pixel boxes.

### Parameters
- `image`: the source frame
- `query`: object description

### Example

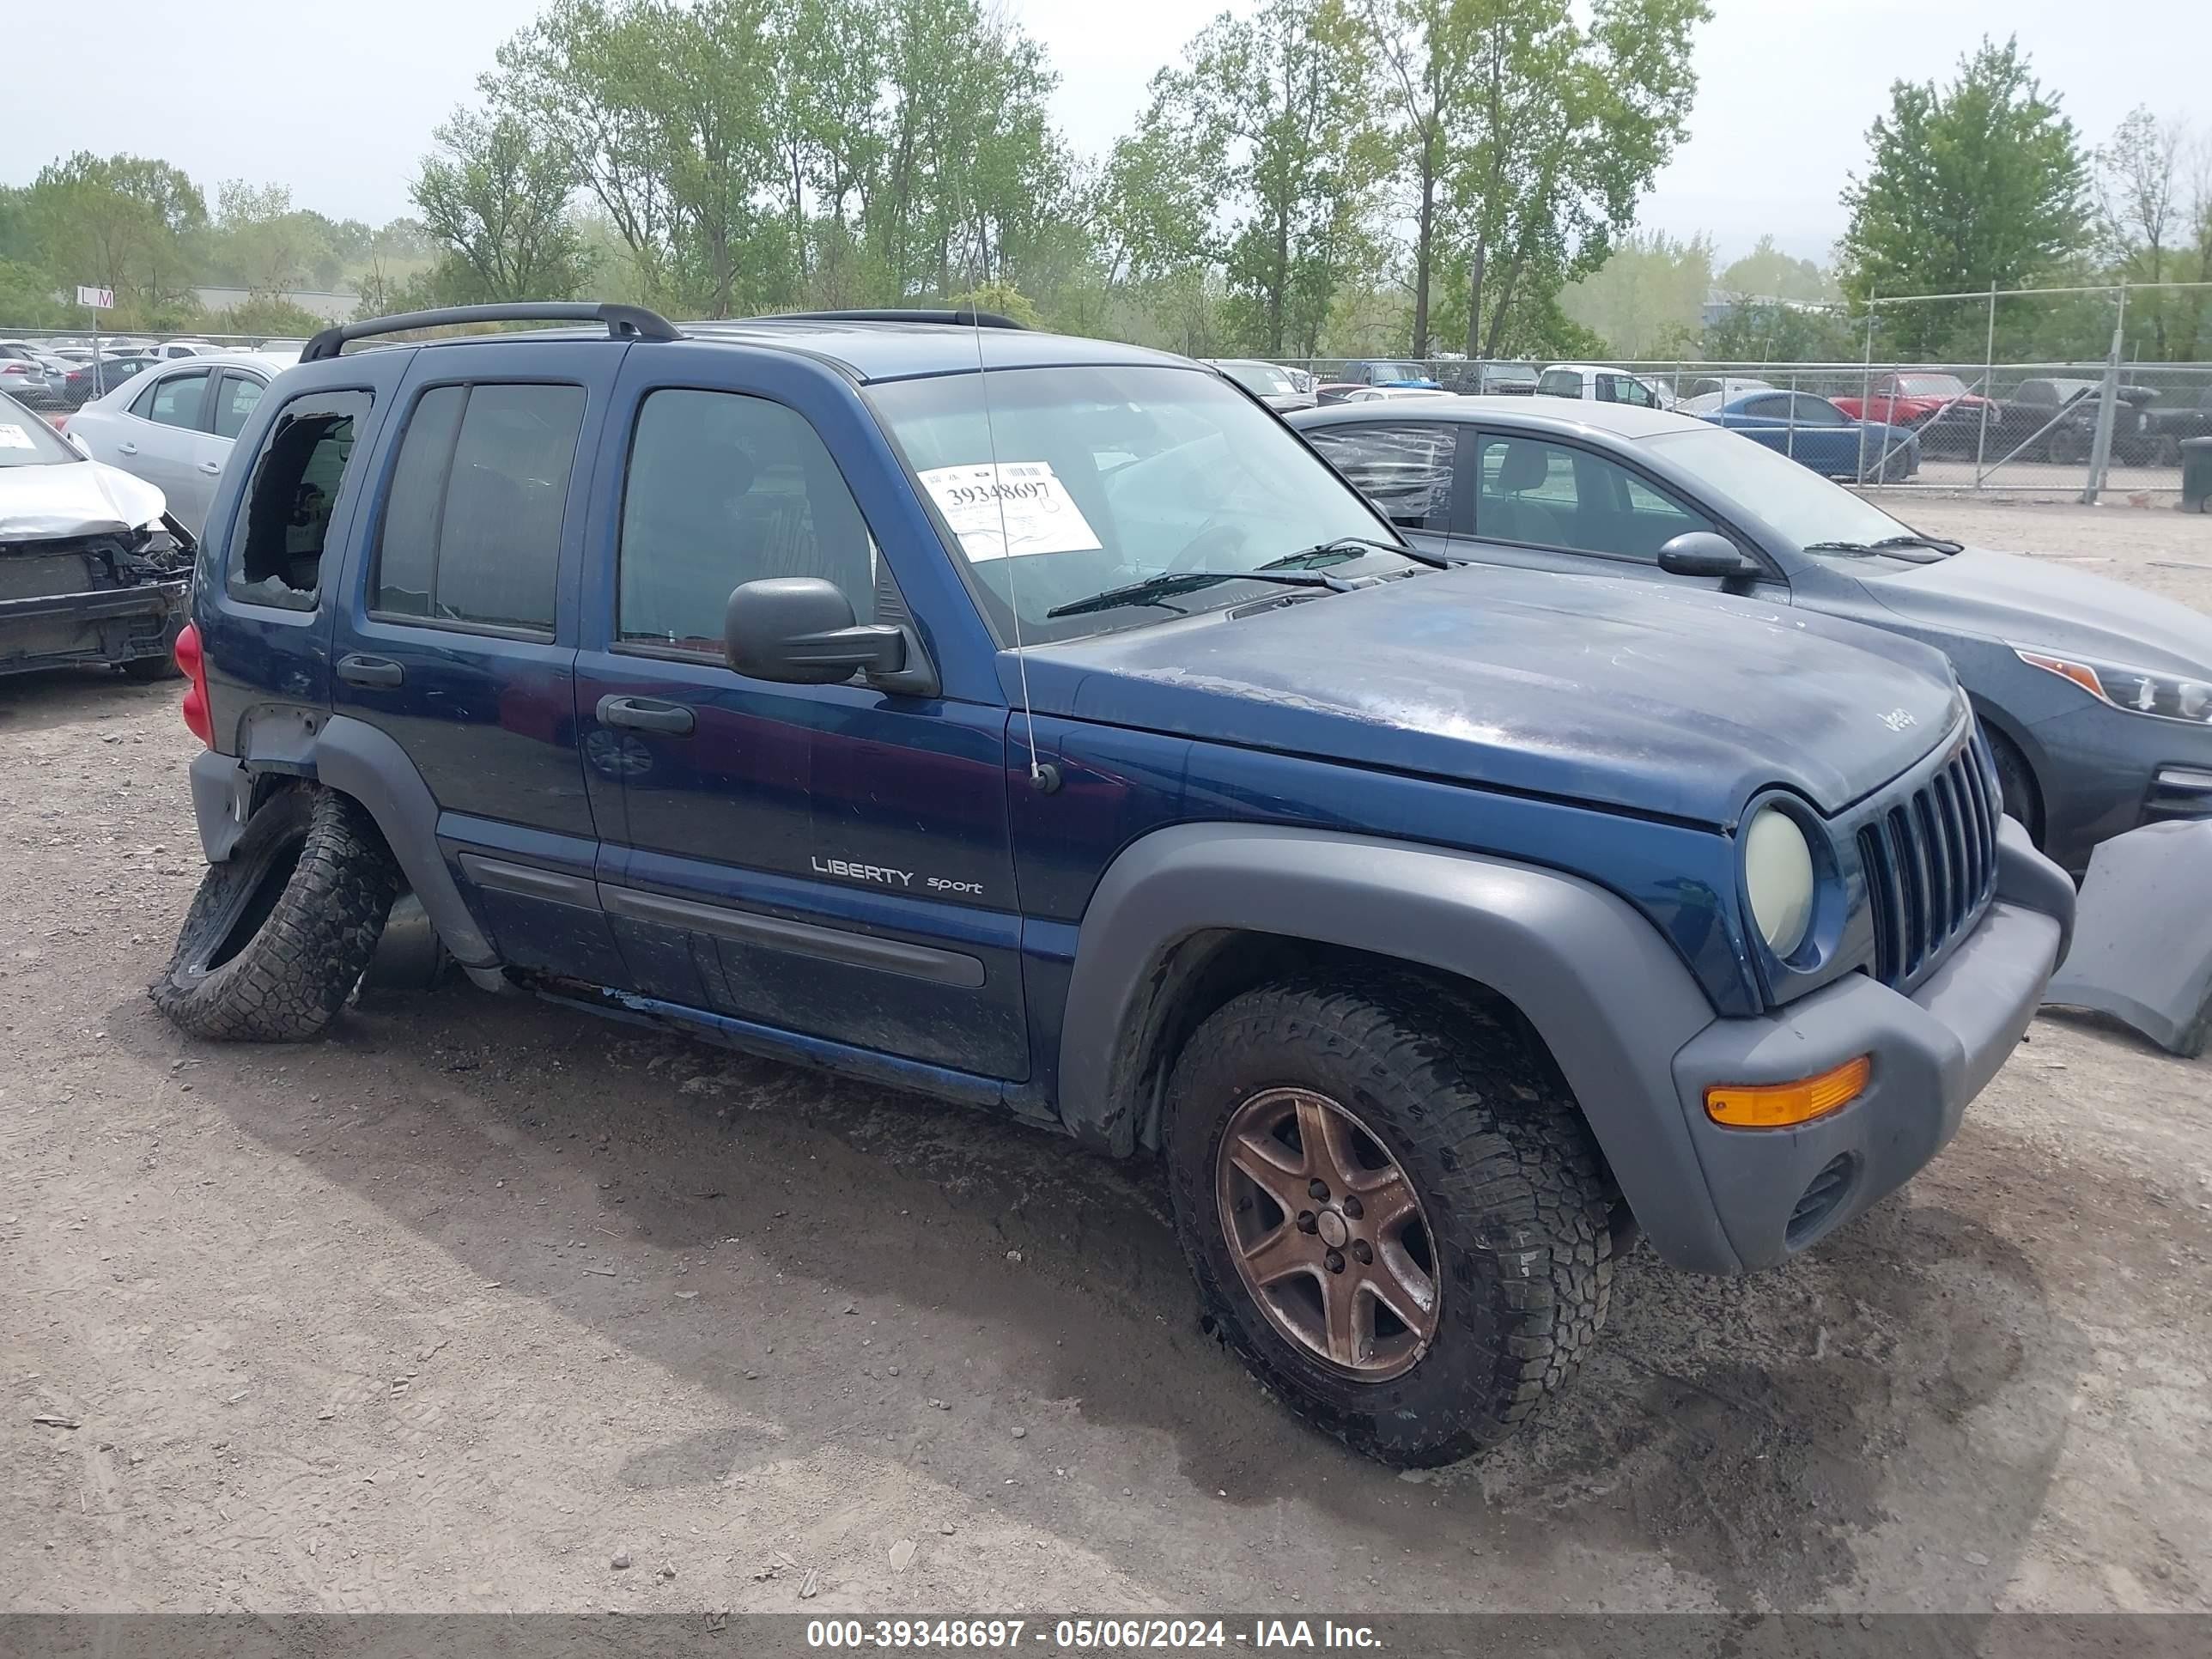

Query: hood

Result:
[1865,546,2212,674]
[1018,565,1960,825]
[0,459,167,544]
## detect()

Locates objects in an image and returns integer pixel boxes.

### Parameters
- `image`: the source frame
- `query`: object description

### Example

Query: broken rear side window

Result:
[225,390,371,611]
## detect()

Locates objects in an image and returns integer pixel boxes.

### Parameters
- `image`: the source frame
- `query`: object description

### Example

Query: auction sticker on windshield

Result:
[917,460,1103,563]
[0,424,36,450]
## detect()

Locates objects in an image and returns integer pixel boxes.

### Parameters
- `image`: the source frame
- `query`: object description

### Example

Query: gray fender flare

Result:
[191,714,500,970]
[1055,823,1740,1273]
[307,715,499,969]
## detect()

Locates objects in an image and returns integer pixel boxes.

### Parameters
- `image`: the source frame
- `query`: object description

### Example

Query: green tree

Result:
[487,0,1066,316]
[412,107,594,302]
[1698,300,1859,363]
[24,153,207,315]
[1363,0,1478,356]
[1717,234,1838,304]
[1141,0,1386,356]
[1561,229,1714,356]
[210,182,334,298]
[1838,36,2090,353]
[1444,0,1707,359]
[2097,108,2198,359]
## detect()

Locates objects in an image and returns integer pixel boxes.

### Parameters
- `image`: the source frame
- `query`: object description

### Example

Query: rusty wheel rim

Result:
[1214,1086,1440,1381]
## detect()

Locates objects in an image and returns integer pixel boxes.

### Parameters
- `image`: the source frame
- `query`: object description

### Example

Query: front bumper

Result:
[1665,819,2073,1272]
[0,579,185,676]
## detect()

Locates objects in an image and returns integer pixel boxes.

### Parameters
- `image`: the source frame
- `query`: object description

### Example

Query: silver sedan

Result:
[65,350,298,534]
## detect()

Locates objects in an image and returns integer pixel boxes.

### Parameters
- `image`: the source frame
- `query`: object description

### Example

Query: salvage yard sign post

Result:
[76,283,113,393]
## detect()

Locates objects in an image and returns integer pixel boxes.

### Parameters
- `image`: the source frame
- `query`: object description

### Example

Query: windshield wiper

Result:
[1265,534,1454,571]
[1045,568,1360,619]
[1869,532,1963,555]
[1802,532,1965,559]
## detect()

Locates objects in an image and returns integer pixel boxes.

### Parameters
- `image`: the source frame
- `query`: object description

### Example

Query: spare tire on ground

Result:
[151,783,399,1042]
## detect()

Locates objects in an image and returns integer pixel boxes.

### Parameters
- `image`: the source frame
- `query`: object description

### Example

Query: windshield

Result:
[868,364,1407,644]
[0,393,79,467]
[1223,361,1296,396]
[1898,374,1966,398]
[1642,425,1913,551]
[1370,362,1425,381]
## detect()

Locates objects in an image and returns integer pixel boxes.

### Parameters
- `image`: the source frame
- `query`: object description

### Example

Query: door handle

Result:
[597,694,696,736]
[198,460,222,475]
[337,653,405,688]
[117,441,137,455]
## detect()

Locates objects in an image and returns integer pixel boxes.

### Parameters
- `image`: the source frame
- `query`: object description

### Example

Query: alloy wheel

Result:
[1214,1086,1441,1380]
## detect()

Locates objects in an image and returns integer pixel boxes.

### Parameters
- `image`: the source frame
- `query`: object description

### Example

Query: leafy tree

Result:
[488,0,1063,316]
[210,182,332,298]
[2098,108,2197,358]
[1717,234,1838,304]
[1698,299,1859,363]
[412,107,594,302]
[1444,0,1707,359]
[1363,0,1476,355]
[1838,36,2090,354]
[1141,0,1386,356]
[24,153,207,313]
[208,296,329,339]
[1561,229,1713,356]
[0,259,67,328]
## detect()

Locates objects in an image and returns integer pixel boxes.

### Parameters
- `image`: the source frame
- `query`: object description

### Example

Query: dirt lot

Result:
[3,496,2209,1619]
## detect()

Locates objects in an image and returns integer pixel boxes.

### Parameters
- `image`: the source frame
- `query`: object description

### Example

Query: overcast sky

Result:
[9,0,2207,267]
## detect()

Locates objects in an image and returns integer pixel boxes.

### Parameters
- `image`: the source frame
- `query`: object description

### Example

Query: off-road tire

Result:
[150,784,399,1042]
[1164,976,1614,1468]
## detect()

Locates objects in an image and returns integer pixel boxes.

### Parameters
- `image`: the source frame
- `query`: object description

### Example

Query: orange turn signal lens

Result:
[1705,1055,1871,1127]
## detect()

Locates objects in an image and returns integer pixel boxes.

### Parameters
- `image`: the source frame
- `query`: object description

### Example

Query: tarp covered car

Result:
[0,392,191,681]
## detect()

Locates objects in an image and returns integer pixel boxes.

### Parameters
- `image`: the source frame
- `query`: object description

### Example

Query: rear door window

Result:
[141,368,210,429]
[225,390,373,609]
[1302,422,1457,532]
[372,382,586,635]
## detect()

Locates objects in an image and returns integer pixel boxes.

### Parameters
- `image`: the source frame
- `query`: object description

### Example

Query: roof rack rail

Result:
[301,301,681,362]
[755,307,1028,331]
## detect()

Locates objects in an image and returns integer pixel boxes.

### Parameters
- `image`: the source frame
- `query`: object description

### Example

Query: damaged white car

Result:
[0,390,192,682]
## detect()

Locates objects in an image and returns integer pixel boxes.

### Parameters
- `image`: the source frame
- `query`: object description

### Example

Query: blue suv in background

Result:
[152,303,2073,1468]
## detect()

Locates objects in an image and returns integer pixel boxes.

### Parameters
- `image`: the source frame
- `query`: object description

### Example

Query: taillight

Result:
[176,622,212,746]
[0,363,26,374]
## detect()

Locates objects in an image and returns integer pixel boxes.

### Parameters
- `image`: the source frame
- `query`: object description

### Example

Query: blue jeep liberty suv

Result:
[152,303,2075,1467]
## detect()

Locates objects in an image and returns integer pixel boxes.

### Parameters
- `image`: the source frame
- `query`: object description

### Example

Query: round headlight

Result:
[1744,807,1815,957]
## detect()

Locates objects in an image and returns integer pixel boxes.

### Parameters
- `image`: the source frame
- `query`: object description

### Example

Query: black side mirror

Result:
[726,576,907,685]
[1656,532,1763,581]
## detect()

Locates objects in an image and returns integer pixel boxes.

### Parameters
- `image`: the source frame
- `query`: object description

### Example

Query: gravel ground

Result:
[2,495,2208,1619]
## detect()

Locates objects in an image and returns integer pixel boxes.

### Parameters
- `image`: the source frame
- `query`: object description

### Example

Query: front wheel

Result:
[1164,978,1615,1467]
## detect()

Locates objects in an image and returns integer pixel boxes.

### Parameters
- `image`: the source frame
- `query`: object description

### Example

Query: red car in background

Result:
[1832,371,1997,455]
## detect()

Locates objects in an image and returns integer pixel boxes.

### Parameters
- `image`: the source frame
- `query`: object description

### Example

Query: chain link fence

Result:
[1270,283,2212,502]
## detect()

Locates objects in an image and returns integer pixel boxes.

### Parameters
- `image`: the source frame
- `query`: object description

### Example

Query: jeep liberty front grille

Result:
[1856,736,2000,988]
